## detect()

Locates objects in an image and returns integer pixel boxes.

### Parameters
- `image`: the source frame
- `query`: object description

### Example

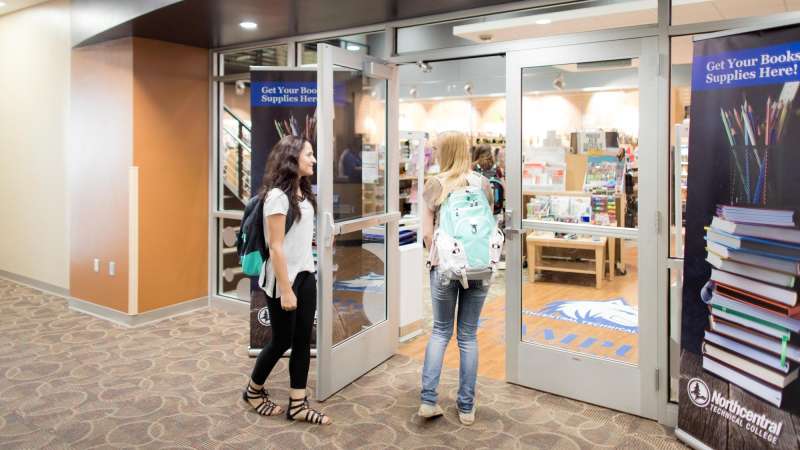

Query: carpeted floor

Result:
[0,278,686,449]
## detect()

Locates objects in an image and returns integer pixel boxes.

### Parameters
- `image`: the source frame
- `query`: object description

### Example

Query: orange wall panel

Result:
[69,38,133,313]
[132,38,209,313]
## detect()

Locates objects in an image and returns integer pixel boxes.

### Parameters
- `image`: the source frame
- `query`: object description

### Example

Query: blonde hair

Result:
[435,131,472,205]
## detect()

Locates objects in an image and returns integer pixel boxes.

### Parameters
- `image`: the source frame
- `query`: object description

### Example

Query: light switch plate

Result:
[108,261,116,276]
[93,258,100,272]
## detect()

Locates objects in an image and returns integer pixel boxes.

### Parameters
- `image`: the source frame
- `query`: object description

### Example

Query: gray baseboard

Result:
[0,270,70,297]
[209,295,249,316]
[69,296,208,328]
[675,428,713,450]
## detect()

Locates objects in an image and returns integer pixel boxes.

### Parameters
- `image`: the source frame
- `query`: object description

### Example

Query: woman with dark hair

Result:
[242,135,331,425]
[471,144,495,178]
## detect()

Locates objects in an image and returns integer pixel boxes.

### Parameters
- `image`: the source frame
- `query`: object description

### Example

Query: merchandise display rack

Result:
[674,122,689,257]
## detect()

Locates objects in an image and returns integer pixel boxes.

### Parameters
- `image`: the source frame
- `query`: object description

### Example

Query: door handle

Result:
[503,209,522,235]
[323,212,335,248]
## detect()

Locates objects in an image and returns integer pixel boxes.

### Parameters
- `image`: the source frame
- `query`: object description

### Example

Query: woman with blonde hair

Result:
[418,131,494,425]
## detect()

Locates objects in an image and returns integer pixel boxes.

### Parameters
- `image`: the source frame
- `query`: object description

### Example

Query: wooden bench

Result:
[525,235,611,288]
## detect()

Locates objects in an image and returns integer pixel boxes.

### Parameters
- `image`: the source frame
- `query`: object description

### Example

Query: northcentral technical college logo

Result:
[257,307,270,326]
[688,378,710,407]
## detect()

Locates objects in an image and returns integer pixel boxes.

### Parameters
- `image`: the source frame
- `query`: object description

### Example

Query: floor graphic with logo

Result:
[525,298,638,333]
[521,298,639,363]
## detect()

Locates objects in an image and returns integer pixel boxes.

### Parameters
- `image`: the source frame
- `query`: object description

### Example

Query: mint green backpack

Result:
[433,173,505,288]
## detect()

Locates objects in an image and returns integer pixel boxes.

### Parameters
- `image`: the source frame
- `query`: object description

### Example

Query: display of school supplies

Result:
[583,155,623,194]
[719,90,794,206]
[274,111,317,142]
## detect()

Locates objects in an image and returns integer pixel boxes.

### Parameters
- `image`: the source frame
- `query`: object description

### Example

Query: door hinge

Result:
[655,368,660,391]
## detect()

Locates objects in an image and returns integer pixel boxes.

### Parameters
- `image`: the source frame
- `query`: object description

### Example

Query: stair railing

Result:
[222,106,252,203]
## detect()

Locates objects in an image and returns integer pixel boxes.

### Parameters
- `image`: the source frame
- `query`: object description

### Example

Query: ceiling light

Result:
[535,19,552,25]
[239,21,258,30]
[0,2,6,7]
[346,44,361,51]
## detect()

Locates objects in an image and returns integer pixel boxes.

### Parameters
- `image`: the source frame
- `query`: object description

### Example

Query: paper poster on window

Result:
[678,25,800,449]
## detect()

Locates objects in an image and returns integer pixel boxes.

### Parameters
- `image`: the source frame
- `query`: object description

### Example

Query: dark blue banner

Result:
[251,81,317,107]
[692,41,800,91]
[679,24,800,450]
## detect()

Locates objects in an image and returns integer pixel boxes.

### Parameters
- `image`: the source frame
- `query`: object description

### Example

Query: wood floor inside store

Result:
[398,241,639,381]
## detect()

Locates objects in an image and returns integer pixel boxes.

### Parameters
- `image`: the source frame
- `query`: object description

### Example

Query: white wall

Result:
[0,0,71,289]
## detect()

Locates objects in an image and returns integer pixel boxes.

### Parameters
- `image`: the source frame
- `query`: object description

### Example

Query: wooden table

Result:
[522,190,625,273]
[525,235,611,288]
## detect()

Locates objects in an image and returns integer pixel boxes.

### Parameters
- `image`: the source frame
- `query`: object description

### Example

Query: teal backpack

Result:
[432,173,505,288]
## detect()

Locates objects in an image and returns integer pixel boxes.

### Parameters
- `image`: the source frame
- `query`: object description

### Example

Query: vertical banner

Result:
[679,25,800,449]
[249,68,317,351]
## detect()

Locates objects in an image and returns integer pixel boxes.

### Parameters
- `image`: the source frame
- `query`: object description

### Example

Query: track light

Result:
[235,80,247,95]
[553,73,565,91]
[416,61,432,73]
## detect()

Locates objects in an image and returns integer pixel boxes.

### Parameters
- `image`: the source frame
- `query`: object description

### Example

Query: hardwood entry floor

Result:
[398,241,639,381]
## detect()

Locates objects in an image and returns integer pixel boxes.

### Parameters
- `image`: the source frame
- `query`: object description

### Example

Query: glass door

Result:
[315,44,400,400]
[505,37,659,418]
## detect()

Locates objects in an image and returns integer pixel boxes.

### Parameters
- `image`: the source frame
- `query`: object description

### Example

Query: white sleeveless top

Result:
[258,188,316,298]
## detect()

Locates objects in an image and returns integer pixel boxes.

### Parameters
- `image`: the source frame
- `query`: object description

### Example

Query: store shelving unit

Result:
[674,122,689,257]
[397,131,428,340]
[398,131,430,243]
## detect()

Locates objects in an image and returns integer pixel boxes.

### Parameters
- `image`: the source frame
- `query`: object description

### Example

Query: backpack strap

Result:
[465,171,482,188]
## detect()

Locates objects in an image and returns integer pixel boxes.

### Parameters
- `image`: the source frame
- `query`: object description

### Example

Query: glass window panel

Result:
[222,45,288,75]
[300,32,385,66]
[521,235,640,364]
[219,81,253,211]
[669,265,684,403]
[520,59,641,365]
[397,1,656,54]
[670,35,693,258]
[672,0,800,26]
[521,60,639,228]
[218,217,250,301]
[332,225,387,346]
[333,68,387,221]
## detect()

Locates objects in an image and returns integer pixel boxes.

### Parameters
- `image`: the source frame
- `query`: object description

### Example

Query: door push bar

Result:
[322,211,402,244]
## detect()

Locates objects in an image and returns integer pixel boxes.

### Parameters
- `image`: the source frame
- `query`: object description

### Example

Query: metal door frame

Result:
[315,43,401,400]
[505,36,660,419]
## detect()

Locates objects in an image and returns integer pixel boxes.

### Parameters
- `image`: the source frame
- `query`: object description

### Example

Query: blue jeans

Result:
[420,268,489,412]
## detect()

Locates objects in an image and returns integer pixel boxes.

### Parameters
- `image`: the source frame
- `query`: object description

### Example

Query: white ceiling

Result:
[454,0,800,43]
[0,0,50,17]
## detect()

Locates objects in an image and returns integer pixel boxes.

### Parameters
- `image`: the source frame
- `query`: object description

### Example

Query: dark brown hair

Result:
[471,144,493,164]
[259,135,316,223]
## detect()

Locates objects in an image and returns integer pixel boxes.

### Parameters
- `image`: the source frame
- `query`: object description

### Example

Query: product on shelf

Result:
[584,155,624,194]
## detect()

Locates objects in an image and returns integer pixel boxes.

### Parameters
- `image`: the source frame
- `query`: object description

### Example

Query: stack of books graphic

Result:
[703,205,800,407]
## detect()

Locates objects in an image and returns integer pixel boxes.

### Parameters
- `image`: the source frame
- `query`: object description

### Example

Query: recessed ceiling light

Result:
[346,44,361,51]
[0,2,7,7]
[535,19,552,25]
[239,21,258,30]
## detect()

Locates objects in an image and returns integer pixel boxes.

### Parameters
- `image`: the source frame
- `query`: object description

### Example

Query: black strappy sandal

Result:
[287,396,330,425]
[242,384,283,416]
